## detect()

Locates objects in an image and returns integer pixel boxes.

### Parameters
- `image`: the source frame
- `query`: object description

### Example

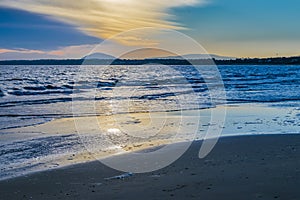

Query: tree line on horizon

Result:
[0,56,300,65]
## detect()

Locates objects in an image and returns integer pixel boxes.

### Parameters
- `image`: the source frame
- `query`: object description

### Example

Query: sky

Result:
[0,0,299,60]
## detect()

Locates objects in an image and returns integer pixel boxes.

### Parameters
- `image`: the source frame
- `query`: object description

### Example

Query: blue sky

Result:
[174,0,300,57]
[0,0,299,59]
[0,8,101,50]
[177,0,300,41]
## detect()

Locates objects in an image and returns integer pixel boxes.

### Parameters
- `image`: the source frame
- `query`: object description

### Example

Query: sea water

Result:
[0,65,299,179]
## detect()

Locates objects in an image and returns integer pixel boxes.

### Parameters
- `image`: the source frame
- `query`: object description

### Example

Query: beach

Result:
[1,103,299,180]
[0,65,299,199]
[1,134,300,200]
[1,0,300,199]
[1,103,300,199]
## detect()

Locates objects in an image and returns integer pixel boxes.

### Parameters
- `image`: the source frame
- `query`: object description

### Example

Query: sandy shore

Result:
[1,134,300,200]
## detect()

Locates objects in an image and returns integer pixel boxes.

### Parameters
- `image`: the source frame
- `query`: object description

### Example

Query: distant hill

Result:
[82,53,116,60]
[152,54,235,60]
[82,53,234,60]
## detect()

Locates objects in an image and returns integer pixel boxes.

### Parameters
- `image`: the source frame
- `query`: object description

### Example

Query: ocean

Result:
[0,65,300,179]
[1,65,299,129]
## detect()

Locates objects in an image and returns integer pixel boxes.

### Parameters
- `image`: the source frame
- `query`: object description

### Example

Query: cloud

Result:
[0,44,96,60]
[0,0,206,45]
[48,44,96,58]
[0,48,60,60]
[0,48,45,54]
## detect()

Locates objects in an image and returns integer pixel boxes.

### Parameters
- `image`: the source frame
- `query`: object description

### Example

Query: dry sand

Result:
[1,134,300,200]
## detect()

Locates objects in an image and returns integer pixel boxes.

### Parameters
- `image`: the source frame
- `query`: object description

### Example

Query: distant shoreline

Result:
[0,56,300,65]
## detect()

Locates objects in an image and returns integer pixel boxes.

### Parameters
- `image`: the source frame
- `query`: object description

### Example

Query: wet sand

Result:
[1,134,300,200]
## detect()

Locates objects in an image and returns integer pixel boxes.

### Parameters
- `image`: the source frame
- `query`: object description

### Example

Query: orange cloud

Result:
[0,0,206,45]
[0,48,44,54]
[0,44,96,59]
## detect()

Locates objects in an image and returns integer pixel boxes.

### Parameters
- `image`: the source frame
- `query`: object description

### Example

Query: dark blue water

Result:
[0,65,299,130]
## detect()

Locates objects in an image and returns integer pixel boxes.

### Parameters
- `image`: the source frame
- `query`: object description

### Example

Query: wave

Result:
[0,88,5,97]
[0,97,73,107]
[7,89,73,96]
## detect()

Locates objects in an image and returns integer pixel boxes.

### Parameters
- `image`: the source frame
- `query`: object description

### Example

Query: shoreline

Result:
[1,132,300,182]
[1,134,300,199]
[1,103,299,181]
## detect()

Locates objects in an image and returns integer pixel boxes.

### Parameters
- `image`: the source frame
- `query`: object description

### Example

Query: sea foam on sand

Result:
[0,103,299,180]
